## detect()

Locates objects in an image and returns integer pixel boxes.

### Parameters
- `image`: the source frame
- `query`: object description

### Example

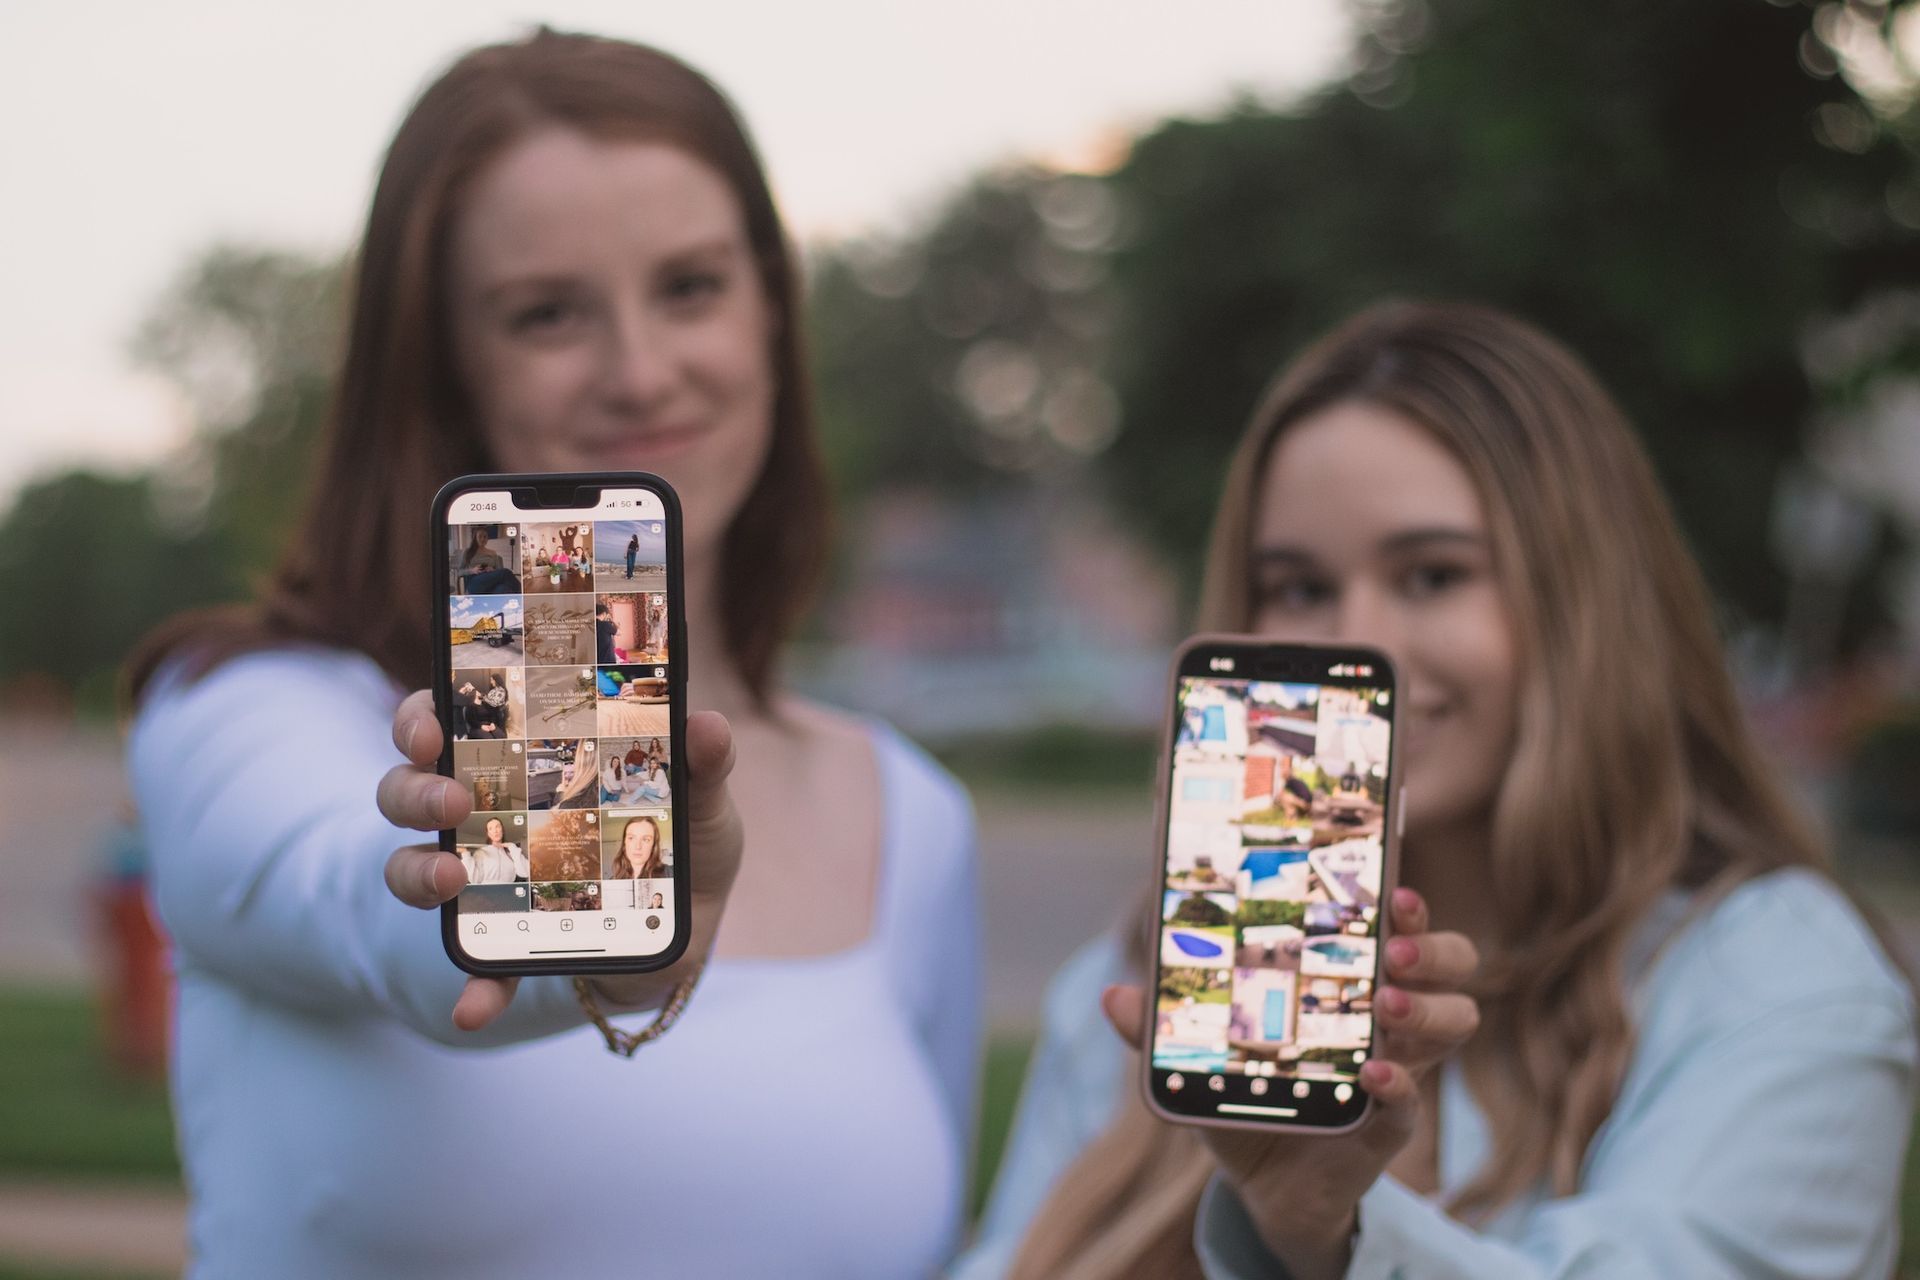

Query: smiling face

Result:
[1249,401,1517,836]
[447,130,777,560]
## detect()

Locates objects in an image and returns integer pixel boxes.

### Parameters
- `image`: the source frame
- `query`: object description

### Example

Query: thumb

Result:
[683,711,736,820]
[1100,984,1148,1046]
[682,710,742,896]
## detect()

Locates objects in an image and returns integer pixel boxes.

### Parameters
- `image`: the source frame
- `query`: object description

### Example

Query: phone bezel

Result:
[1139,634,1403,1136]
[431,471,693,978]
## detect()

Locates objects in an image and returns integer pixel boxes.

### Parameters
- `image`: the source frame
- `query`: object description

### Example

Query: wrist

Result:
[1242,1190,1357,1279]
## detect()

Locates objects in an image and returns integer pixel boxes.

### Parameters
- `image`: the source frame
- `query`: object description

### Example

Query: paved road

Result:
[0,1180,186,1275]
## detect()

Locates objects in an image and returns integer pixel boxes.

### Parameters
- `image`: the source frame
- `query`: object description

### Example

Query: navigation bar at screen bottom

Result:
[460,890,677,961]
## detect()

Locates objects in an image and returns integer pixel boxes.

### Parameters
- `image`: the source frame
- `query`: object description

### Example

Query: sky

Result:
[0,1,1350,503]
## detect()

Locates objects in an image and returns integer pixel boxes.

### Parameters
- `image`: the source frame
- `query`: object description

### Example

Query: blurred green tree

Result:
[0,246,341,706]
[808,167,1124,491]
[0,470,234,711]
[1097,0,1920,628]
[131,244,344,584]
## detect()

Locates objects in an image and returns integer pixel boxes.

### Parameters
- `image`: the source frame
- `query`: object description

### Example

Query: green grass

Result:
[933,724,1158,794]
[0,990,177,1183]
[972,1036,1035,1220]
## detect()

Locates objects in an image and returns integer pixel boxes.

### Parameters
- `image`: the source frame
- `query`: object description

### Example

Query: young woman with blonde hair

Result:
[960,300,1915,1278]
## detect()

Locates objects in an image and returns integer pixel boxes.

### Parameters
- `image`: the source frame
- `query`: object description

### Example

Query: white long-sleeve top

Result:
[960,868,1916,1279]
[129,647,982,1279]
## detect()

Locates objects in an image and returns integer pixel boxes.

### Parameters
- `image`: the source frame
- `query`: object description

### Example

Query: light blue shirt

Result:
[959,869,1916,1278]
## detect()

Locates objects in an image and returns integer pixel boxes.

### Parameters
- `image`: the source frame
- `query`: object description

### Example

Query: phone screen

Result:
[1149,645,1397,1128]
[438,485,683,967]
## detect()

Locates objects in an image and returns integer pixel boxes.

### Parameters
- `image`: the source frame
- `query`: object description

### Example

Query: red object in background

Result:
[96,879,171,1079]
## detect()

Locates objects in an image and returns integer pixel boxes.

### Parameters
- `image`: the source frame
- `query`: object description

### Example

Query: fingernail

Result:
[1360,1059,1392,1089]
[422,858,443,901]
[1394,887,1420,911]
[1379,986,1411,1018]
[1388,937,1420,969]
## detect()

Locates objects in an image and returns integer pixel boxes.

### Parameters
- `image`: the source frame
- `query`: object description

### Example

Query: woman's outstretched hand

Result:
[376,690,744,1031]
[1102,887,1479,1279]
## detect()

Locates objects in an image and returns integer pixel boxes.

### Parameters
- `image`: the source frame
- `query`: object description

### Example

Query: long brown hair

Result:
[612,815,665,880]
[1008,300,1845,1276]
[126,29,829,707]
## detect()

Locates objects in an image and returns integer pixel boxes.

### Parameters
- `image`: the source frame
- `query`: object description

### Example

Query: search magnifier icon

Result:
[515,919,530,932]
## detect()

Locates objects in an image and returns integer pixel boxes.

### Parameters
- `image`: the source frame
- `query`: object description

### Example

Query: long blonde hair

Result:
[1007,300,1840,1276]
[553,739,599,808]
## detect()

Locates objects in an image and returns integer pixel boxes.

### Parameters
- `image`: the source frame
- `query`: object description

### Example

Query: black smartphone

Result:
[431,473,691,977]
[1142,636,1402,1133]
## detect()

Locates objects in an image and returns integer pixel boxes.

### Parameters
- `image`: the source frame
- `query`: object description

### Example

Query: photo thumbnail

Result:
[532,881,601,912]
[1246,680,1320,751]
[459,884,529,914]
[1312,688,1390,842]
[1228,965,1300,1061]
[454,738,528,812]
[596,592,669,665]
[1308,836,1383,916]
[450,523,521,595]
[600,735,671,806]
[522,522,593,594]
[454,810,529,885]
[1165,820,1245,894]
[599,876,672,912]
[526,737,599,811]
[1303,899,1370,937]
[597,665,670,738]
[594,518,667,589]
[602,809,673,880]
[1300,934,1375,980]
[1153,965,1230,1075]
[1160,920,1235,970]
[636,877,671,912]
[1296,976,1374,1056]
[528,809,601,881]
[449,667,525,741]
[1234,899,1306,969]
[1174,679,1249,758]
[449,596,525,668]
[1162,890,1236,927]
[525,665,599,738]
[523,594,597,667]
[1239,846,1317,902]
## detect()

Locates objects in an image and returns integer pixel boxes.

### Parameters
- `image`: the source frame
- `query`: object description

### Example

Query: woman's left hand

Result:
[1101,887,1479,1279]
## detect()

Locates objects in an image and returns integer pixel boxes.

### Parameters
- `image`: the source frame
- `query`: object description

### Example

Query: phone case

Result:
[1139,634,1404,1135]
[431,472,693,978]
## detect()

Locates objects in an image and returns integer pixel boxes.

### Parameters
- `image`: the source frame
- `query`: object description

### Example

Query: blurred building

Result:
[794,486,1177,739]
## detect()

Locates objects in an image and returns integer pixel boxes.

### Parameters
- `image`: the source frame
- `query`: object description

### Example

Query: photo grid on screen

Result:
[449,514,675,945]
[1155,678,1391,1085]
